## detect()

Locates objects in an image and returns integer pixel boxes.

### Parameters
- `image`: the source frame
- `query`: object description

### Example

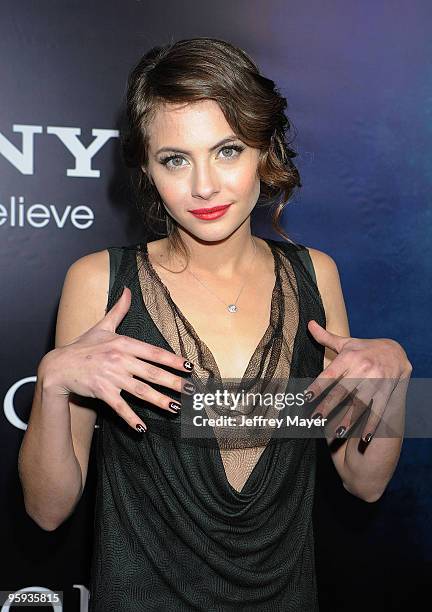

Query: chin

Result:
[170,208,252,242]
[186,228,234,243]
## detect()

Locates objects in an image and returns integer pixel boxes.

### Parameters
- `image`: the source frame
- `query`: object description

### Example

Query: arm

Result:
[307,247,410,503]
[18,250,109,530]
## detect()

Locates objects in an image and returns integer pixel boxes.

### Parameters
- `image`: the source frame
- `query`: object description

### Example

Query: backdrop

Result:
[1,1,431,611]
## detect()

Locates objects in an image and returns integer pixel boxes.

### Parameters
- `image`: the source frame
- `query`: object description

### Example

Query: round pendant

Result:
[227,304,238,313]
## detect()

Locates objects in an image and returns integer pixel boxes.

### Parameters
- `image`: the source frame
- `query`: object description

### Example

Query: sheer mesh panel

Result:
[137,239,299,492]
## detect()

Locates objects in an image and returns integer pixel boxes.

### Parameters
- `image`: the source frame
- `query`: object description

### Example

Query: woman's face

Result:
[144,99,261,242]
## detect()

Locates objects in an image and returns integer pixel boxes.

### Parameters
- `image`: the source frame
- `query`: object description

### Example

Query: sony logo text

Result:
[0,124,119,229]
[0,124,118,176]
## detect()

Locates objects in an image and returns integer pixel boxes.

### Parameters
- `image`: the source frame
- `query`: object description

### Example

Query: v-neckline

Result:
[141,237,280,386]
[135,237,288,497]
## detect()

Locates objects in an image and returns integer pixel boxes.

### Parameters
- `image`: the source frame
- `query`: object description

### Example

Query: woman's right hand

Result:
[40,286,194,432]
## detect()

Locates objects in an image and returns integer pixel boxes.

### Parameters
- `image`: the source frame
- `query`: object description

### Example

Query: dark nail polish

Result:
[136,423,147,433]
[169,401,181,412]
[363,432,373,444]
[183,360,194,371]
[313,412,323,420]
[335,425,346,438]
[183,382,195,394]
[304,390,315,402]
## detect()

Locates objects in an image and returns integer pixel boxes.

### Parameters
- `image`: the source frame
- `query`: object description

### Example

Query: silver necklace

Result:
[186,237,258,313]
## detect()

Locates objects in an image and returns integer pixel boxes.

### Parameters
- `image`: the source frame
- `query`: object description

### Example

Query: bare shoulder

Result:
[65,248,110,298]
[69,248,110,270]
[303,246,341,299]
[304,246,338,278]
[57,249,110,339]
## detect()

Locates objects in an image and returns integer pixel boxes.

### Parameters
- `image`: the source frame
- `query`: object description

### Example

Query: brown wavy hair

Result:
[121,36,301,262]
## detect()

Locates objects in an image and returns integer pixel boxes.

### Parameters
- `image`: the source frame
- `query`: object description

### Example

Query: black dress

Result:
[88,237,326,611]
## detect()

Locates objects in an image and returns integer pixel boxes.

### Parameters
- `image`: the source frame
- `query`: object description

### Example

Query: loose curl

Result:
[121,36,302,264]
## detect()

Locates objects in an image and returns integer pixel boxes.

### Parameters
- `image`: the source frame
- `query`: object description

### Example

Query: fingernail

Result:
[136,423,147,433]
[304,390,315,402]
[183,382,196,394]
[183,360,194,371]
[169,401,181,413]
[312,412,323,420]
[363,432,373,444]
[335,426,346,438]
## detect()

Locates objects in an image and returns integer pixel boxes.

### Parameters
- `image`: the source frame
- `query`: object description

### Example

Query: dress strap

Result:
[107,247,124,295]
[296,247,317,285]
[266,238,317,286]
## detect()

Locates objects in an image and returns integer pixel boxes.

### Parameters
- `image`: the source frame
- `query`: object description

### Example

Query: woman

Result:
[18,37,412,611]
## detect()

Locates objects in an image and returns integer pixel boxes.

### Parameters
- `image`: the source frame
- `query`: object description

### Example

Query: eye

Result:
[159,144,245,171]
[159,155,185,170]
[219,145,245,159]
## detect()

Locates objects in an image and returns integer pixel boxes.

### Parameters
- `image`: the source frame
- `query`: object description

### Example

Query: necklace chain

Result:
[186,237,258,313]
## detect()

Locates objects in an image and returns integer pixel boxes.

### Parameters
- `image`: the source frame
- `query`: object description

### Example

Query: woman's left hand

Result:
[303,320,413,443]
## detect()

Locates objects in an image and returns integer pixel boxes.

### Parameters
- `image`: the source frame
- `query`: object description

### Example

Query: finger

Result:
[358,379,395,444]
[114,335,194,374]
[327,377,385,439]
[125,356,196,399]
[129,359,186,394]
[307,319,350,354]
[121,376,183,415]
[309,376,359,420]
[329,388,372,440]
[303,360,352,405]
[101,285,132,331]
[100,383,148,432]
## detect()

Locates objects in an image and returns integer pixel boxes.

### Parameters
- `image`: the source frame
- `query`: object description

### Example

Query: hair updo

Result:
[121,36,301,259]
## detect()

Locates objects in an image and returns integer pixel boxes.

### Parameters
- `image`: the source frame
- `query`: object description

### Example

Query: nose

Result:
[191,161,220,200]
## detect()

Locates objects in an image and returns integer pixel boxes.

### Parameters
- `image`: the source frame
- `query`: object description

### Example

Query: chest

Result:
[151,263,277,380]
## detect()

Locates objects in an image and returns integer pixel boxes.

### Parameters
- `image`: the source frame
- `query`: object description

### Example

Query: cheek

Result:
[157,180,184,203]
[226,162,260,197]
[150,167,188,204]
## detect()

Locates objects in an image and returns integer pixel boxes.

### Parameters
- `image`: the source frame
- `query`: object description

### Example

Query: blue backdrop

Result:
[1,1,430,610]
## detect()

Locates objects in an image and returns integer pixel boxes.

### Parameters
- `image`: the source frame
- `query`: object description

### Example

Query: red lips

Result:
[189,204,232,221]
[189,204,232,213]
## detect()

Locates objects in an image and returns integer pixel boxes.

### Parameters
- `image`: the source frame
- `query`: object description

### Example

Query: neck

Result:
[166,225,258,279]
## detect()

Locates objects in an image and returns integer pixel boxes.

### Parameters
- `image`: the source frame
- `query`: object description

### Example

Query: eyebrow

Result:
[155,135,240,156]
